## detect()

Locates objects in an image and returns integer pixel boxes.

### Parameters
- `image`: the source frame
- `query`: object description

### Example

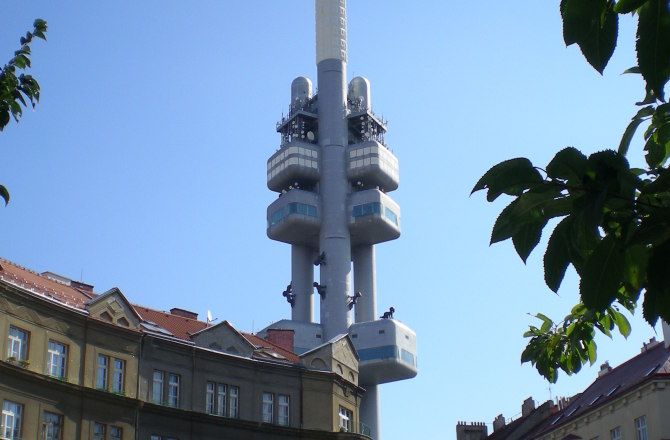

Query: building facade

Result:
[457,328,670,440]
[0,257,367,439]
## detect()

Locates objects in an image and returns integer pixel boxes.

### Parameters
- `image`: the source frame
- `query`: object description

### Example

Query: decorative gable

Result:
[190,320,255,357]
[86,287,141,329]
[301,334,359,384]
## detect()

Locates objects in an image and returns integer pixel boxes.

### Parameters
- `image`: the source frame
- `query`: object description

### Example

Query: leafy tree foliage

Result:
[473,0,670,383]
[0,19,47,206]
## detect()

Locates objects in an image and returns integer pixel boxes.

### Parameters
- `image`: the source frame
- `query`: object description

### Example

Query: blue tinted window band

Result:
[356,345,398,361]
[401,349,415,366]
[352,202,382,218]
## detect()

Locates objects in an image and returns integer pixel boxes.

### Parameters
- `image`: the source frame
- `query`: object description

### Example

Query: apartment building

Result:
[0,257,367,439]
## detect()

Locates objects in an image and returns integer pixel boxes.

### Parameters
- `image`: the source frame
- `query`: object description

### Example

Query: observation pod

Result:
[267,189,321,246]
[348,319,417,385]
[347,140,399,192]
[348,189,401,246]
[267,141,320,192]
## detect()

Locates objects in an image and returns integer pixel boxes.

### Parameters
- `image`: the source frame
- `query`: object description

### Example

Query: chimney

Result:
[266,329,295,352]
[493,414,505,432]
[455,422,488,440]
[521,397,535,417]
[641,337,659,352]
[170,308,198,320]
[71,280,94,293]
[598,361,611,377]
[663,321,670,349]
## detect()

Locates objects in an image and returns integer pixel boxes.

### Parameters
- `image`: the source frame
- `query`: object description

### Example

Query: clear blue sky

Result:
[1,1,664,438]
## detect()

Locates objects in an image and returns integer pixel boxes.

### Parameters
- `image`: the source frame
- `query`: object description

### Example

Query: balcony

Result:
[348,319,417,385]
[267,189,321,246]
[346,141,398,192]
[348,189,400,246]
[267,141,320,192]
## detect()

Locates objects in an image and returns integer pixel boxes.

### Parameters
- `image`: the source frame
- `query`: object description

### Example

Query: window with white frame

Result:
[635,416,647,440]
[1,400,23,440]
[112,358,125,394]
[43,411,63,440]
[96,354,109,389]
[278,394,290,426]
[229,385,239,418]
[109,425,122,440]
[205,382,235,417]
[168,373,180,407]
[262,392,273,423]
[7,326,29,361]
[206,382,216,414]
[152,370,164,404]
[611,426,622,440]
[338,406,352,432]
[217,384,227,416]
[93,422,105,440]
[47,340,67,378]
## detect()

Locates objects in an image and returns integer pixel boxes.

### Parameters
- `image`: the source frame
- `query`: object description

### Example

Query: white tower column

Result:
[360,385,380,439]
[353,245,376,323]
[291,245,314,322]
[316,0,351,341]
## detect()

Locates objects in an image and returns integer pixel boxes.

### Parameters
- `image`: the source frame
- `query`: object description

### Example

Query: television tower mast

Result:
[264,1,417,438]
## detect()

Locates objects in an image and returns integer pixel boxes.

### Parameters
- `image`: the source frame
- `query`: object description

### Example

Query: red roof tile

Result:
[0,258,96,310]
[0,257,302,365]
[243,332,302,365]
[133,305,209,341]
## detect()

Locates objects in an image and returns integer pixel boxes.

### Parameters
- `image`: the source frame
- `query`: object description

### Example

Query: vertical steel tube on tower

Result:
[291,245,314,322]
[353,245,376,323]
[315,0,351,341]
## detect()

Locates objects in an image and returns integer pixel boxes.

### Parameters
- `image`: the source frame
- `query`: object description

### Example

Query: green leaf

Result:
[491,191,553,244]
[644,136,668,167]
[561,0,599,45]
[580,7,618,74]
[33,19,47,40]
[513,220,545,263]
[586,339,597,364]
[561,0,618,73]
[537,313,554,332]
[619,106,654,155]
[546,147,588,184]
[580,234,626,311]
[0,185,9,206]
[544,216,573,292]
[609,308,632,337]
[643,239,670,324]
[623,245,649,291]
[623,66,641,74]
[636,0,670,101]
[472,158,543,202]
[614,0,650,14]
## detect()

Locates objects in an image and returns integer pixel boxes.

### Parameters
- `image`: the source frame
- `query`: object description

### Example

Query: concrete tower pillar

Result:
[353,245,376,323]
[291,245,314,322]
[360,385,380,439]
[316,0,351,341]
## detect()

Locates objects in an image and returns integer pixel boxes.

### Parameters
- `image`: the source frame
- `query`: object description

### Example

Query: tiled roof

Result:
[534,341,670,437]
[0,257,302,364]
[242,332,303,365]
[0,257,96,310]
[134,305,209,340]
